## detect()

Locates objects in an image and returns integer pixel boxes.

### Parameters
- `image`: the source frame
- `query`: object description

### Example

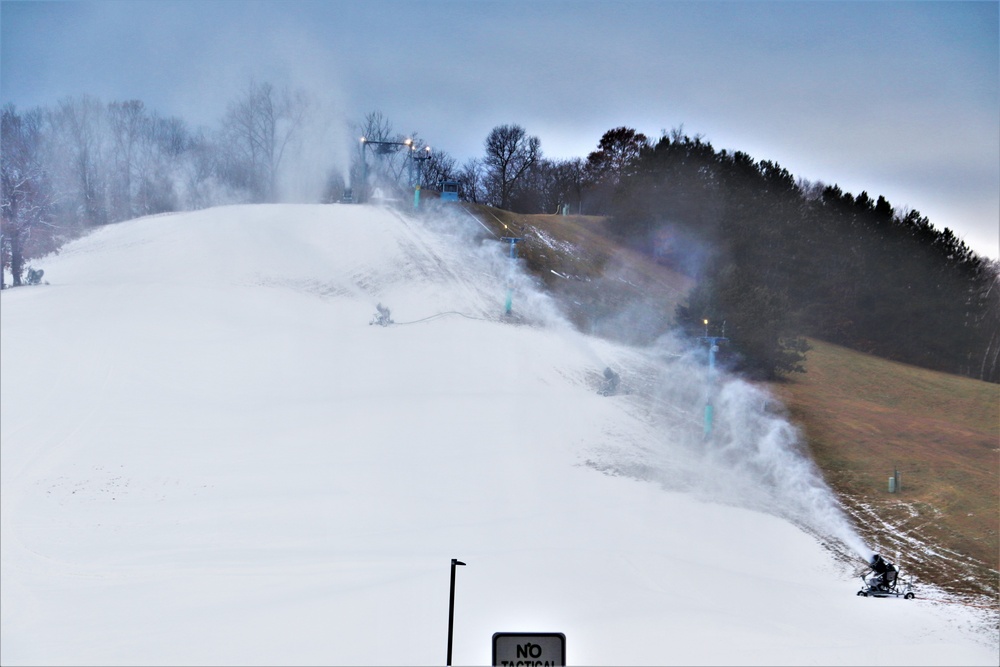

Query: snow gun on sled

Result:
[857,553,915,599]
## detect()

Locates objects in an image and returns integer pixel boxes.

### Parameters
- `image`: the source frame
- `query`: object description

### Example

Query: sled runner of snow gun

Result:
[857,553,915,599]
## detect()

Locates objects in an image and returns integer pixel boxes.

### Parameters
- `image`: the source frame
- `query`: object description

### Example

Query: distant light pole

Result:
[412,145,431,185]
[447,558,466,666]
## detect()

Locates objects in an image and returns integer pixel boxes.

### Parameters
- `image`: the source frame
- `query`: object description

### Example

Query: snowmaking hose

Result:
[392,311,488,325]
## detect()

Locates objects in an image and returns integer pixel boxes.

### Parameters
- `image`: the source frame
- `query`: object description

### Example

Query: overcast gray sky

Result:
[2,0,997,258]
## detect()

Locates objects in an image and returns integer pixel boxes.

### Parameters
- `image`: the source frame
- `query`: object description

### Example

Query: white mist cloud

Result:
[580,327,870,561]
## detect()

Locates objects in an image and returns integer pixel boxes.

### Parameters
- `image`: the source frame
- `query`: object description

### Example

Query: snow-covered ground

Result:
[2,204,996,665]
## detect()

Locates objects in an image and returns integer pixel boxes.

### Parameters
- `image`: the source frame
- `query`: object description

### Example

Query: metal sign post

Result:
[446,558,466,666]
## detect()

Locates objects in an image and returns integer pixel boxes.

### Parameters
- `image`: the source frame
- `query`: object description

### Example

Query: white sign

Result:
[492,632,565,667]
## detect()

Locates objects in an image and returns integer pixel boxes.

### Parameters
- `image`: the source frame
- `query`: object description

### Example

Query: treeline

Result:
[3,89,996,382]
[2,97,193,285]
[591,130,999,383]
[1,81,374,288]
[0,91,562,289]
[456,124,998,383]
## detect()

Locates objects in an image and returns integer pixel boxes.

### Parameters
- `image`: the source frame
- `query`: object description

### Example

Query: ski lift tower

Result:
[699,319,729,438]
[359,136,414,203]
[411,145,432,209]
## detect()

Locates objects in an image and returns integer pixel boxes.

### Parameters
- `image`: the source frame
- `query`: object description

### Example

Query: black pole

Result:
[447,558,466,666]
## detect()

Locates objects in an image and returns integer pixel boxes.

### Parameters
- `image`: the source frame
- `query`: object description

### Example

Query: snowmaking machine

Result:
[857,553,915,599]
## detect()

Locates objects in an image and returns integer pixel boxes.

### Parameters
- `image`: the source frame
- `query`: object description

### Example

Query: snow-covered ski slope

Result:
[2,204,995,665]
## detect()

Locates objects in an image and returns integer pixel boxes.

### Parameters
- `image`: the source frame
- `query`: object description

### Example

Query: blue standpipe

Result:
[699,322,728,439]
[501,237,522,315]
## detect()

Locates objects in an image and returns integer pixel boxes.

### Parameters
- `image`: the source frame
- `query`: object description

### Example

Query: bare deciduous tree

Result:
[482,124,540,210]
[49,95,109,225]
[414,148,455,189]
[975,259,1000,382]
[457,158,483,204]
[517,158,587,214]
[2,105,56,287]
[220,79,310,202]
[107,100,148,220]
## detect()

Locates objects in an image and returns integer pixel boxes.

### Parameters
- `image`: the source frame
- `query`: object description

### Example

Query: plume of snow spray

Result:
[706,376,870,558]
[590,334,870,562]
[415,205,871,561]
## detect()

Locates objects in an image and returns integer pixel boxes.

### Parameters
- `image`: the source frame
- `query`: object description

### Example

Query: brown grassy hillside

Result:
[770,339,999,602]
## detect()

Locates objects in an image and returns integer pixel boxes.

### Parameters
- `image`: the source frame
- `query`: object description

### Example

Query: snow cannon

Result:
[370,303,393,327]
[857,553,915,599]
